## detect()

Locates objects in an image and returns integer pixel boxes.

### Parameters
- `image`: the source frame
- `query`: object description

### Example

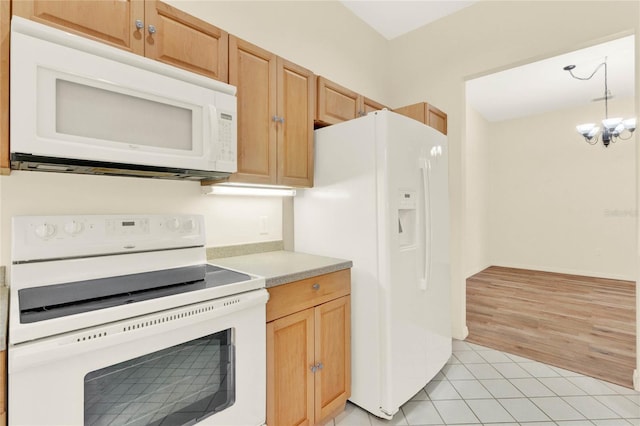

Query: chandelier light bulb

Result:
[623,118,636,132]
[576,123,595,136]
[602,117,623,131]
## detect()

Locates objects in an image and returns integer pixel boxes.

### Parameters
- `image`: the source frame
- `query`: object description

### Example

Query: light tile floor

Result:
[328,340,640,425]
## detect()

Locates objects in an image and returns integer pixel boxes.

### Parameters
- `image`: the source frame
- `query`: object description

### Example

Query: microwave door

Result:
[31,69,206,170]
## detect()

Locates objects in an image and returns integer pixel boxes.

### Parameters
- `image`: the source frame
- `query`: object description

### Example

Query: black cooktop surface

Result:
[18,264,252,324]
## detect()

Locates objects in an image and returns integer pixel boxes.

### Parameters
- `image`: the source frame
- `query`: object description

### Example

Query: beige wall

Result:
[166,0,390,104]
[464,104,491,277]
[489,97,636,280]
[388,0,639,340]
[0,172,283,268]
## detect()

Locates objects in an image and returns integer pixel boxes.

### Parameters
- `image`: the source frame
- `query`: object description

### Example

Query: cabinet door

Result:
[13,0,145,55]
[427,104,448,135]
[393,102,427,124]
[363,97,387,115]
[228,36,277,185]
[267,309,315,426]
[314,296,351,424]
[277,58,315,188]
[316,77,360,125]
[144,0,228,81]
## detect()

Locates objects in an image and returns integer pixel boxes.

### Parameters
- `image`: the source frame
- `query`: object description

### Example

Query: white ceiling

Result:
[467,36,636,122]
[339,1,635,122]
[340,0,477,40]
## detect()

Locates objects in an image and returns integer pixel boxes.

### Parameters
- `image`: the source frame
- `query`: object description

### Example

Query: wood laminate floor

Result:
[466,266,636,388]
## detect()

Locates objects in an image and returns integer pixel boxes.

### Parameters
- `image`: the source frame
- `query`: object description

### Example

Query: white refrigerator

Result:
[294,110,451,419]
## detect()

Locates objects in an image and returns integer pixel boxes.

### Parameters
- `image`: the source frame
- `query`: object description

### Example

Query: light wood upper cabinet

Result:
[277,58,315,187]
[14,0,228,81]
[144,1,228,81]
[266,269,351,426]
[393,101,448,135]
[228,36,314,187]
[316,76,388,126]
[363,96,387,115]
[228,36,277,185]
[13,0,145,55]
[316,77,360,125]
[426,103,448,135]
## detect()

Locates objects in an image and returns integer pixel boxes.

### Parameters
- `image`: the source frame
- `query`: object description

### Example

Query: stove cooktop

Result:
[18,264,253,324]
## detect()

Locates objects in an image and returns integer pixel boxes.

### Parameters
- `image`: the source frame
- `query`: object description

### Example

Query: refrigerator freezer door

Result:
[377,112,451,414]
[294,114,384,416]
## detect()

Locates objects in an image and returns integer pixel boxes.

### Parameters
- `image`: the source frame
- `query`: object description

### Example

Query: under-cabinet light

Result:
[202,184,296,197]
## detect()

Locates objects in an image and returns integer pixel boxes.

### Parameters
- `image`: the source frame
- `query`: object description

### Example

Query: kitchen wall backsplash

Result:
[207,240,284,260]
[0,171,283,269]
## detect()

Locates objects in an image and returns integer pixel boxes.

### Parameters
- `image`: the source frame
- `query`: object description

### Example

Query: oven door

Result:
[8,289,268,426]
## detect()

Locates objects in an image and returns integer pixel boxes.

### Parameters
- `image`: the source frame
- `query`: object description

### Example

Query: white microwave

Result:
[10,17,237,181]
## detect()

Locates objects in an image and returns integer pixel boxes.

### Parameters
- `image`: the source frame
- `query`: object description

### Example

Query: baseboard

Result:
[634,369,639,391]
[452,325,469,341]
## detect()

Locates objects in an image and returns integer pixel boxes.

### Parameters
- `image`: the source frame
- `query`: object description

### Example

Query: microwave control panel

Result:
[218,112,235,163]
[209,91,237,172]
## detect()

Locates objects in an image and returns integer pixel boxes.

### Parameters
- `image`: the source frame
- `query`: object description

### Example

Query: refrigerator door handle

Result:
[419,158,432,291]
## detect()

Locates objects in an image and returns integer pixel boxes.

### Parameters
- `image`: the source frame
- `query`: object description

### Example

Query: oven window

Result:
[84,329,235,425]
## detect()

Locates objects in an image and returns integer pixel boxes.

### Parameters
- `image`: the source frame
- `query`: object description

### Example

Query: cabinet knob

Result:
[272,116,285,124]
[310,362,323,373]
[135,19,144,30]
[148,24,157,35]
[312,283,320,290]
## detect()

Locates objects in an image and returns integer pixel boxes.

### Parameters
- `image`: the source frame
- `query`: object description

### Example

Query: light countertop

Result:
[210,250,352,288]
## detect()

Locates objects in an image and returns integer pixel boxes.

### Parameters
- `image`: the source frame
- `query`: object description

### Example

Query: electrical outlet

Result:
[259,216,268,235]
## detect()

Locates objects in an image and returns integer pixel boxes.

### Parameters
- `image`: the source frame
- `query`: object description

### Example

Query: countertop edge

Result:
[264,260,353,288]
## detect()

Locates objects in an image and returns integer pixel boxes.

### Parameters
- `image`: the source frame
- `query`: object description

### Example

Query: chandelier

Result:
[563,58,636,147]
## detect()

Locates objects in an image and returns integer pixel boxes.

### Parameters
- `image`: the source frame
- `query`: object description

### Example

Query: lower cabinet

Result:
[266,270,351,426]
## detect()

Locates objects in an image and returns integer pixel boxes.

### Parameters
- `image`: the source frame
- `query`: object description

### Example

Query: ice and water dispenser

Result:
[398,190,417,248]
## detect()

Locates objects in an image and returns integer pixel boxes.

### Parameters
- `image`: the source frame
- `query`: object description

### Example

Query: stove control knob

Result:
[183,218,196,232]
[64,221,84,236]
[34,223,56,239]
[166,218,180,231]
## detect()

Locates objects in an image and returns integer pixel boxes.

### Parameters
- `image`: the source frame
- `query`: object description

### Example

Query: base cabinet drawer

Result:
[266,269,350,322]
[266,270,351,426]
